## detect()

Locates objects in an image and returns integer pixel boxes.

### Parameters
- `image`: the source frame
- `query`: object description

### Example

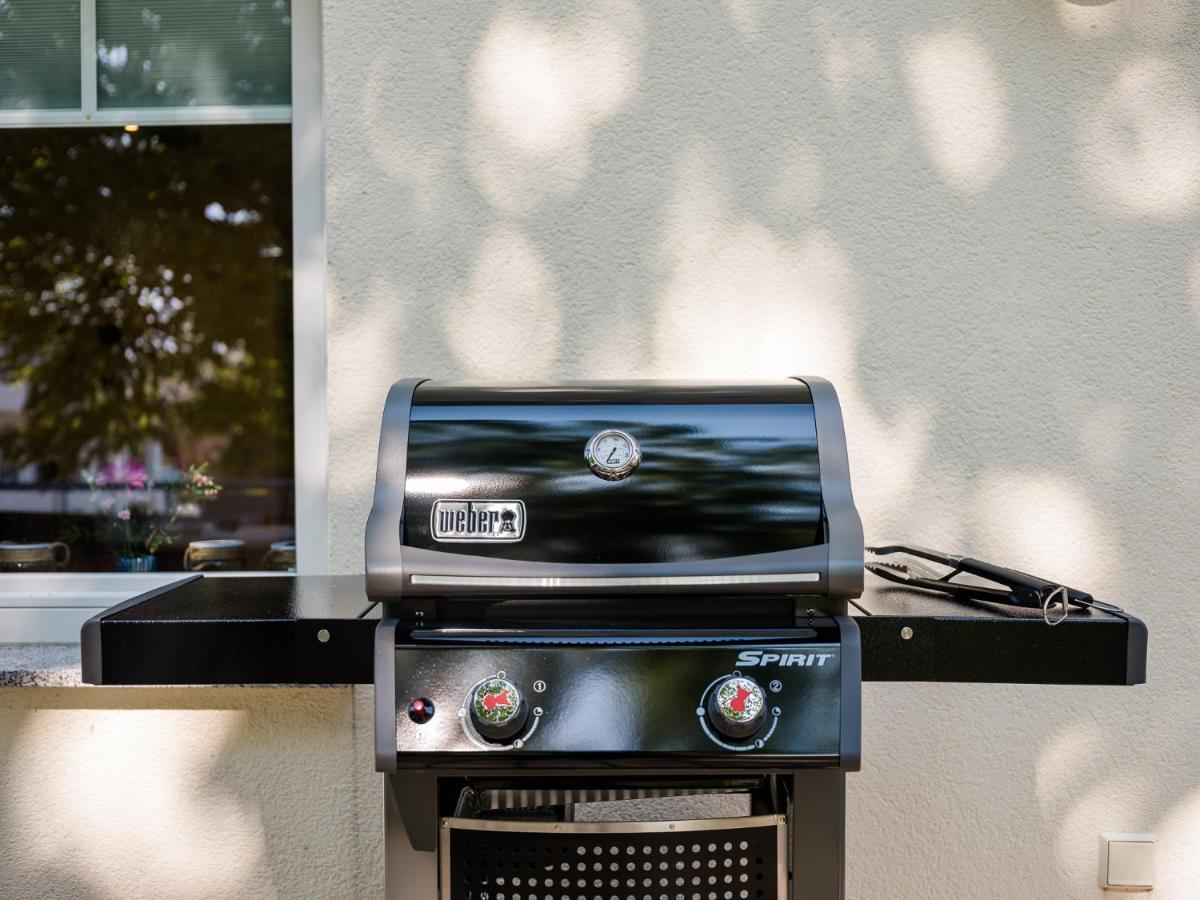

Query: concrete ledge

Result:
[0,643,84,687]
[0,644,349,689]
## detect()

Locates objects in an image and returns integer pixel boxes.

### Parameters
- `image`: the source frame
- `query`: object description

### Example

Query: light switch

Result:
[1100,832,1155,892]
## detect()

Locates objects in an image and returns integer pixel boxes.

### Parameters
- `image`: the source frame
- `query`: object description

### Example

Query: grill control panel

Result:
[389,638,854,765]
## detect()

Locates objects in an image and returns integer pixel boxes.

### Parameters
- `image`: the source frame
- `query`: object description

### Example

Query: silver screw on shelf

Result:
[900,626,914,641]
[317,628,331,643]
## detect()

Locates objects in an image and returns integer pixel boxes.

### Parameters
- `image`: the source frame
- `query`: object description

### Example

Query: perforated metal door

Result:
[440,814,785,900]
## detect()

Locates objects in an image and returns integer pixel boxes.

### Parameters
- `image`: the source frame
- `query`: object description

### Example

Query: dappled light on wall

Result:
[904,30,1013,195]
[465,1,644,215]
[1038,720,1153,891]
[652,144,856,381]
[650,143,934,534]
[723,0,761,40]
[818,24,888,110]
[969,470,1119,591]
[1153,789,1200,889]
[1078,59,1200,219]
[442,224,563,378]
[1054,0,1122,41]
[1190,247,1200,324]
[8,708,264,896]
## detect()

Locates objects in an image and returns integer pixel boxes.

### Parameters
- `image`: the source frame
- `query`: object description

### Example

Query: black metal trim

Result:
[364,378,426,600]
[834,614,861,771]
[792,376,863,608]
[375,617,399,772]
[1125,613,1148,685]
[80,574,202,685]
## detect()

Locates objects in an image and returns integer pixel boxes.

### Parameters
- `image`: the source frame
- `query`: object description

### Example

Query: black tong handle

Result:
[865,543,1111,621]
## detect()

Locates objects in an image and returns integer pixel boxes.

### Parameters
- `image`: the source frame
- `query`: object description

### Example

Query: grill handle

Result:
[367,544,831,598]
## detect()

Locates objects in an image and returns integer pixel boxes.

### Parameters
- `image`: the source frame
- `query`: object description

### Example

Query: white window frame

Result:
[0,0,295,129]
[0,0,328,641]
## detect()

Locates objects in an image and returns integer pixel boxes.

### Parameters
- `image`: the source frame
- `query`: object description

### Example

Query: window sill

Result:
[0,572,292,642]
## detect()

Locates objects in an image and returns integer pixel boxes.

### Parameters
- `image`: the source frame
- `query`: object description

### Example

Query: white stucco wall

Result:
[324,1,1200,898]
[0,685,380,897]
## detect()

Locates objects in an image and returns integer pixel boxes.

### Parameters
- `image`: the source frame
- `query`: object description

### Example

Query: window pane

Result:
[0,125,294,571]
[0,0,82,110]
[97,1,291,109]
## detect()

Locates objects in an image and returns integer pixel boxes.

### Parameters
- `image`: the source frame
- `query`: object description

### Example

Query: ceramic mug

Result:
[184,539,245,572]
[0,541,70,572]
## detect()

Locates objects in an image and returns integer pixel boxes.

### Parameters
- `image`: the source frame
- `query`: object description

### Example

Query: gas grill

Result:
[80,378,1148,900]
[367,378,864,900]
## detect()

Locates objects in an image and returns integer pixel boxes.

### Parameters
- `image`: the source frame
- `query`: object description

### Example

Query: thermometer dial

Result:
[584,429,640,481]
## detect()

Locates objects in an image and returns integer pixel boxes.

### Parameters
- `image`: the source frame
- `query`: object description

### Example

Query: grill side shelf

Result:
[854,583,1146,685]
[79,575,1146,687]
[80,575,379,685]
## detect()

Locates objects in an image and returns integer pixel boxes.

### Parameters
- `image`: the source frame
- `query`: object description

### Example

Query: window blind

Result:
[96,0,292,109]
[0,1,83,110]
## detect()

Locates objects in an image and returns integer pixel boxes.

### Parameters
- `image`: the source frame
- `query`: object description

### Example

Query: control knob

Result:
[706,675,766,740]
[469,677,528,742]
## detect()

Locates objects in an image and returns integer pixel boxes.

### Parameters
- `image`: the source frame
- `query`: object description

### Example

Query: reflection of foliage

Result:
[403,410,823,563]
[0,125,293,479]
[96,1,292,108]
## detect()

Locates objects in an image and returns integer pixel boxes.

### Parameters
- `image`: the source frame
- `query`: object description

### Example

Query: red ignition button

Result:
[407,698,435,724]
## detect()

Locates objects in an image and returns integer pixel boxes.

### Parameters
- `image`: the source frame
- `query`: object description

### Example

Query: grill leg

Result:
[385,774,437,899]
[789,769,845,900]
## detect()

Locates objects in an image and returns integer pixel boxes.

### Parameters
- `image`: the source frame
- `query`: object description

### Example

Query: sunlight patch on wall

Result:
[969,470,1120,592]
[1055,777,1152,890]
[769,147,825,220]
[1154,788,1200,889]
[442,224,562,378]
[1078,58,1200,219]
[1077,403,1132,481]
[818,24,888,108]
[652,145,856,381]
[1057,1,1194,46]
[465,2,643,216]
[904,30,1013,194]
[8,708,264,897]
[724,0,762,39]
[1036,720,1107,816]
[1188,244,1200,325]
[1054,0,1121,40]
[652,144,933,538]
[1036,718,1149,889]
[362,57,454,220]
[329,275,411,427]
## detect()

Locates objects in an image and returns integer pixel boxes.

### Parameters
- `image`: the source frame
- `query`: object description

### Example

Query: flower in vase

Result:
[101,459,149,488]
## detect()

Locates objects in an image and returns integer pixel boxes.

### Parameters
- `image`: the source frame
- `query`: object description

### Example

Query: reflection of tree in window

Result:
[0,125,293,567]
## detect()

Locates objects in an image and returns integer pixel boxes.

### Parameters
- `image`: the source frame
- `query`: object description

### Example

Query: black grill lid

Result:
[365,379,862,606]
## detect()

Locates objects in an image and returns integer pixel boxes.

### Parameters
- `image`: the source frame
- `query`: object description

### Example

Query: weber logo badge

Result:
[431,500,525,542]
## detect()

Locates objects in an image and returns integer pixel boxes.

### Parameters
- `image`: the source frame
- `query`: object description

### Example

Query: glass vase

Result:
[116,555,157,573]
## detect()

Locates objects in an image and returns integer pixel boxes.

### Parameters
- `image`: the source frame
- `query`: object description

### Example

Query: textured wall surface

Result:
[0,685,379,898]
[324,1,1200,897]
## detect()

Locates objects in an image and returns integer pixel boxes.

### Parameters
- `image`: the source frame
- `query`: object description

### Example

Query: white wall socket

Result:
[1100,832,1156,892]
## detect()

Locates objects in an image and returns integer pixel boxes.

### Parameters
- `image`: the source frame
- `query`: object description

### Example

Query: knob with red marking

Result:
[706,675,766,740]
[469,676,528,742]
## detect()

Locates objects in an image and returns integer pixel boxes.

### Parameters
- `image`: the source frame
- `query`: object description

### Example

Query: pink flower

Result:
[102,459,148,488]
[116,508,132,521]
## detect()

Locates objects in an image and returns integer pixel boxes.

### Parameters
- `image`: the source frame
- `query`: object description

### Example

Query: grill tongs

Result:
[866,543,1123,625]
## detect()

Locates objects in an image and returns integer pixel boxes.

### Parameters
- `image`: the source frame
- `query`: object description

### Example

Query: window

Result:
[0,1,324,587]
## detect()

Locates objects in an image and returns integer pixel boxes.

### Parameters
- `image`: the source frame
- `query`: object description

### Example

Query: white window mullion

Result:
[290,0,329,575]
[80,0,98,119]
